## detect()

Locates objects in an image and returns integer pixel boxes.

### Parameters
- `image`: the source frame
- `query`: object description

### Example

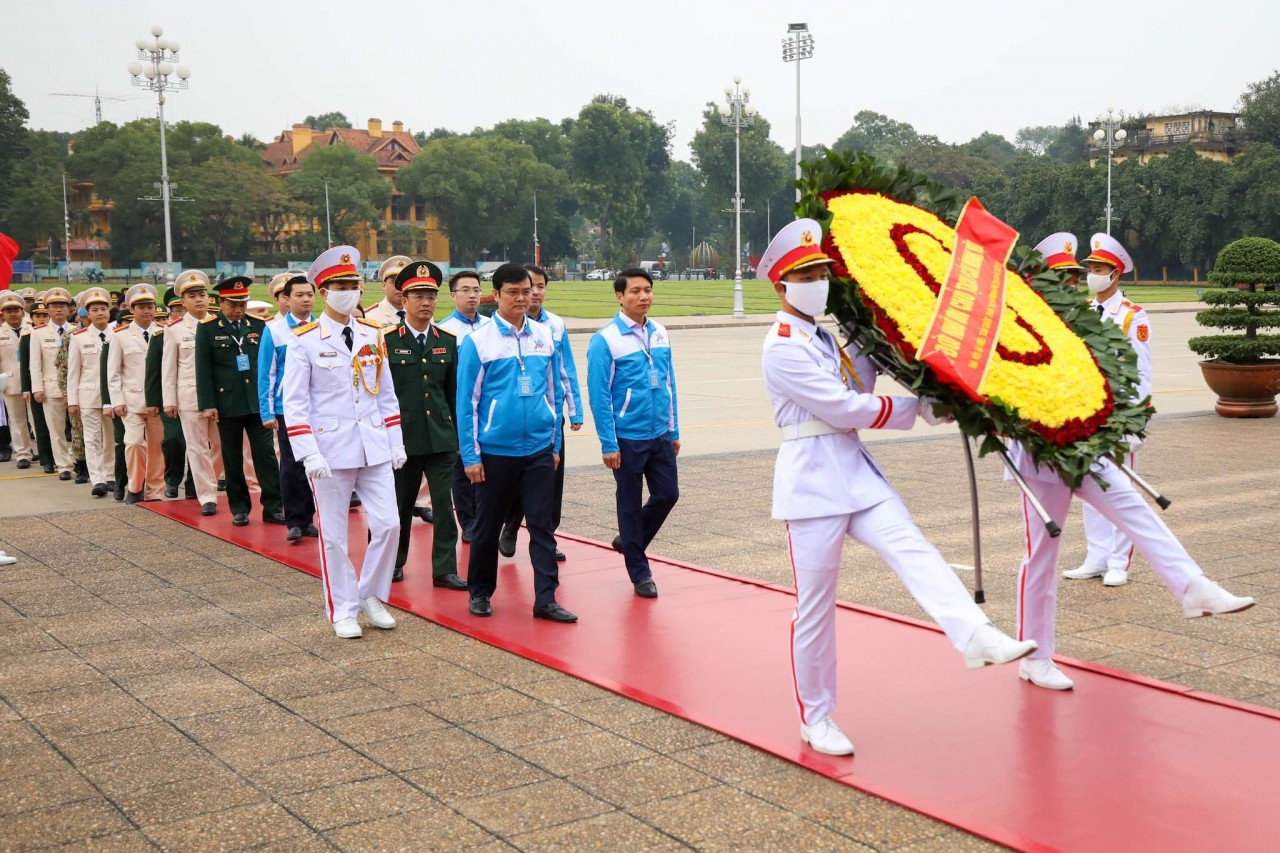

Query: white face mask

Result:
[324,288,362,316]
[1086,272,1114,293]
[784,278,830,317]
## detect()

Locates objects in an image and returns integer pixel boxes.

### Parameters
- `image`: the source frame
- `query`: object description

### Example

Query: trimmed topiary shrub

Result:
[1188,237,1280,364]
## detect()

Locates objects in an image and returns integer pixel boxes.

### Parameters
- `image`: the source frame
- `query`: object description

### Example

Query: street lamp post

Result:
[128,25,190,265]
[1093,108,1127,236]
[782,23,814,205]
[719,76,757,320]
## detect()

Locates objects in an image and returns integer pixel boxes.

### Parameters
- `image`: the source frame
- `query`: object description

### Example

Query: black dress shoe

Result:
[43,463,56,474]
[201,502,217,516]
[217,479,226,491]
[433,573,468,590]
[498,527,517,558]
[263,512,287,525]
[58,471,72,481]
[0,448,11,462]
[634,580,658,599]
[461,530,472,544]
[123,491,142,505]
[533,602,578,623]
[164,485,178,498]
[611,535,623,553]
[416,506,434,523]
[286,527,302,542]
[185,491,197,500]
[555,549,566,562]
[91,483,108,497]
[469,596,492,616]
[231,513,249,527]
[349,494,361,509]
[392,566,404,583]
[113,483,126,501]
[302,523,319,537]
[16,459,31,470]
[74,473,90,485]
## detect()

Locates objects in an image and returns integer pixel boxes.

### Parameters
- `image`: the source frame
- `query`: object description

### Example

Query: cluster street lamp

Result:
[782,23,815,205]
[128,25,191,264]
[1093,108,1127,236]
[719,76,757,319]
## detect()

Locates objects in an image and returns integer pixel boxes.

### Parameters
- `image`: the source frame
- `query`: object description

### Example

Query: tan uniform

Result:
[161,313,224,503]
[1,322,38,462]
[106,322,164,499]
[66,325,113,487]
[28,322,75,472]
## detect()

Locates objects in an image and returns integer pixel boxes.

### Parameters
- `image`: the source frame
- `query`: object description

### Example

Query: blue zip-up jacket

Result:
[256,312,311,421]
[586,312,679,454]
[456,312,563,466]
[532,307,584,426]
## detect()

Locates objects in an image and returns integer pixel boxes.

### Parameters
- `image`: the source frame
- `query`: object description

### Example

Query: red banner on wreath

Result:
[917,198,1017,401]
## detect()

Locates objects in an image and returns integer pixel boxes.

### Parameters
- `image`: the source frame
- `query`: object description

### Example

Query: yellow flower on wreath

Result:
[825,192,1108,431]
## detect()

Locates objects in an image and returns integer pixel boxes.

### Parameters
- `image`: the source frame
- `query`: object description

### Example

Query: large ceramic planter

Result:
[1198,360,1280,417]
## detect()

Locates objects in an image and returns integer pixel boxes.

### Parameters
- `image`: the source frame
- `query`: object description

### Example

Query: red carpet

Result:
[146,498,1279,852]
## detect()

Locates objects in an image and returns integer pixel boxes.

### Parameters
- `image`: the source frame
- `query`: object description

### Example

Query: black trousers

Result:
[394,450,457,574]
[503,420,566,534]
[276,416,314,529]
[160,412,188,491]
[467,449,558,607]
[452,455,477,534]
[30,399,53,467]
[614,436,680,583]
[111,413,125,485]
[216,414,283,518]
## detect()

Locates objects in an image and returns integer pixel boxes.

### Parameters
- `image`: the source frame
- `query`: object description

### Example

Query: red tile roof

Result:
[262,125,421,175]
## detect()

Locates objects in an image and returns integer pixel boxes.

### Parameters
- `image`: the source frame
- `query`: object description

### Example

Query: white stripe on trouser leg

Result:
[1014,476,1078,660]
[1076,459,1201,600]
[353,461,399,605]
[311,467,361,623]
[1083,450,1138,570]
[786,515,848,725]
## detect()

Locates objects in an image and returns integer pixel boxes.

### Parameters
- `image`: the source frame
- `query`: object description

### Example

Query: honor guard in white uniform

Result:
[107,284,166,502]
[283,246,407,639]
[759,220,1036,756]
[364,255,413,329]
[0,291,38,468]
[27,287,77,478]
[66,287,113,495]
[1062,234,1153,586]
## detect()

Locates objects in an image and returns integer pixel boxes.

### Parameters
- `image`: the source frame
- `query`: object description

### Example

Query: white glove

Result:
[391,445,408,470]
[917,396,954,426]
[303,452,333,480]
[0,373,7,384]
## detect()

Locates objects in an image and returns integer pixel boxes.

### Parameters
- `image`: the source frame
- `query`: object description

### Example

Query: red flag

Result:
[0,232,18,289]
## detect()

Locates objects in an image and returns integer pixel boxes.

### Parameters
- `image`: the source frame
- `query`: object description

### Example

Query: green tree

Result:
[1239,70,1280,147]
[483,118,572,172]
[0,130,68,255]
[286,143,390,246]
[1015,125,1059,156]
[651,160,714,260]
[832,111,918,161]
[173,156,284,264]
[1229,142,1280,237]
[902,138,1006,192]
[412,127,458,147]
[304,111,353,130]
[0,68,30,203]
[1046,117,1089,163]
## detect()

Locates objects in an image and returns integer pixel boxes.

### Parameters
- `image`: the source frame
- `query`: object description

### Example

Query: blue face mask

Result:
[78,308,88,318]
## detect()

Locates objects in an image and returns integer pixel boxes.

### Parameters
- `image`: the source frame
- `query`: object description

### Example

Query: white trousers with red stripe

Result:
[785,496,989,725]
[310,461,399,623]
[1014,458,1201,660]
[1082,450,1138,571]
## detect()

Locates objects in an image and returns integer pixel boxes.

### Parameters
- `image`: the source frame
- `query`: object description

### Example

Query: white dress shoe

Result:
[800,716,855,756]
[359,597,397,630]
[333,617,362,639]
[0,551,16,566]
[1182,576,1255,618]
[1019,658,1074,690]
[962,624,1037,670]
[1063,562,1106,580]
[1102,568,1129,586]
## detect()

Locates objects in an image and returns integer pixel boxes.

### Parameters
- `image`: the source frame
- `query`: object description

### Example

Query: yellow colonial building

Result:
[1089,110,1240,166]
[259,118,449,263]
[65,181,114,267]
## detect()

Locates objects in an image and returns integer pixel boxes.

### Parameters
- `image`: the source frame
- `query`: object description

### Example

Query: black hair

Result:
[523,263,548,282]
[614,267,652,294]
[449,270,481,292]
[492,263,529,292]
[281,278,313,298]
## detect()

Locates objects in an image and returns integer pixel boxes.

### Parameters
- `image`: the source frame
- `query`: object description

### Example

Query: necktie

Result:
[99,332,106,343]
[398,310,406,324]
[342,326,354,352]
[143,330,150,344]
[1096,304,1105,317]
[417,333,427,349]
[57,326,64,337]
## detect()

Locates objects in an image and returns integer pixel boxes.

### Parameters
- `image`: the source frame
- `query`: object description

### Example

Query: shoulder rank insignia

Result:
[293,321,319,336]
[167,316,184,327]
[72,326,88,335]
[777,322,791,338]
[153,327,163,336]
[357,317,382,330]
[199,314,217,323]
[434,325,455,337]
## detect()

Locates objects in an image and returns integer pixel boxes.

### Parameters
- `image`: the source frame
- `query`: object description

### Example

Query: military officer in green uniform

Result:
[146,287,195,499]
[386,261,466,589]
[194,277,285,527]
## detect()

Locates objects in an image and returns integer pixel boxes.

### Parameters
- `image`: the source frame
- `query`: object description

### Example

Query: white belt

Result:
[778,420,856,441]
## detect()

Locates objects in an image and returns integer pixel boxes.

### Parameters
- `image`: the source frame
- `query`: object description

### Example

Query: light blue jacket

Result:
[456,312,563,465]
[586,312,679,454]
[257,312,312,421]
[532,307,584,426]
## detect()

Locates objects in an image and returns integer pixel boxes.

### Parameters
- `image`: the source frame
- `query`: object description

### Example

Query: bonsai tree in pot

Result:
[1188,236,1280,417]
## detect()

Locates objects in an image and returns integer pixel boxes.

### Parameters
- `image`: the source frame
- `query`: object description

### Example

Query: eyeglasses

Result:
[500,288,533,299]
[454,287,481,296]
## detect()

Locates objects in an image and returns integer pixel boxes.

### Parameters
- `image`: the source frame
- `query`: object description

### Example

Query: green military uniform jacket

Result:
[144,328,165,410]
[386,321,458,456]
[194,312,267,417]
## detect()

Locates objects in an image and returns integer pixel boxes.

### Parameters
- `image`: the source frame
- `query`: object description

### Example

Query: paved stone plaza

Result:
[1,311,1277,851]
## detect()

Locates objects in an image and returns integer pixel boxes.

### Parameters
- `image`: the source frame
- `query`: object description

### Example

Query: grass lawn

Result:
[48,278,1206,321]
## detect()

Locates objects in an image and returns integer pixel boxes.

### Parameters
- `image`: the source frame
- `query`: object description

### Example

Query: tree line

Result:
[3,67,1280,275]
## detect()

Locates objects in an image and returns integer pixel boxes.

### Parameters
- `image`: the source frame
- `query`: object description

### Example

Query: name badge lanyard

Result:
[636,323,659,389]
[229,326,250,372]
[515,330,534,397]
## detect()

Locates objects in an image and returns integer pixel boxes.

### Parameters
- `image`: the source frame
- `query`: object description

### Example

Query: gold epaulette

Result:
[152,327,163,336]
[293,321,319,336]
[199,314,217,324]
[72,327,88,335]
[1121,299,1144,312]
[434,325,455,338]
[167,316,184,327]
[357,317,382,330]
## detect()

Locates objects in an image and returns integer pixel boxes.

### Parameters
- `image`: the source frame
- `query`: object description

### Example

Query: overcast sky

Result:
[10,0,1278,162]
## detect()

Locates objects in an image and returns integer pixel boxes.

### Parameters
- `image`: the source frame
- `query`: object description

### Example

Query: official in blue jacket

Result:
[456,263,574,623]
[586,267,680,598]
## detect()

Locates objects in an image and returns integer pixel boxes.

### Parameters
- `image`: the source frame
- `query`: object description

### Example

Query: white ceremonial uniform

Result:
[66,325,112,487]
[764,311,990,725]
[1081,290,1152,572]
[106,321,165,500]
[1005,444,1201,660]
[283,313,403,623]
[0,319,37,462]
[28,320,75,472]
[162,312,224,504]
[362,298,404,330]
